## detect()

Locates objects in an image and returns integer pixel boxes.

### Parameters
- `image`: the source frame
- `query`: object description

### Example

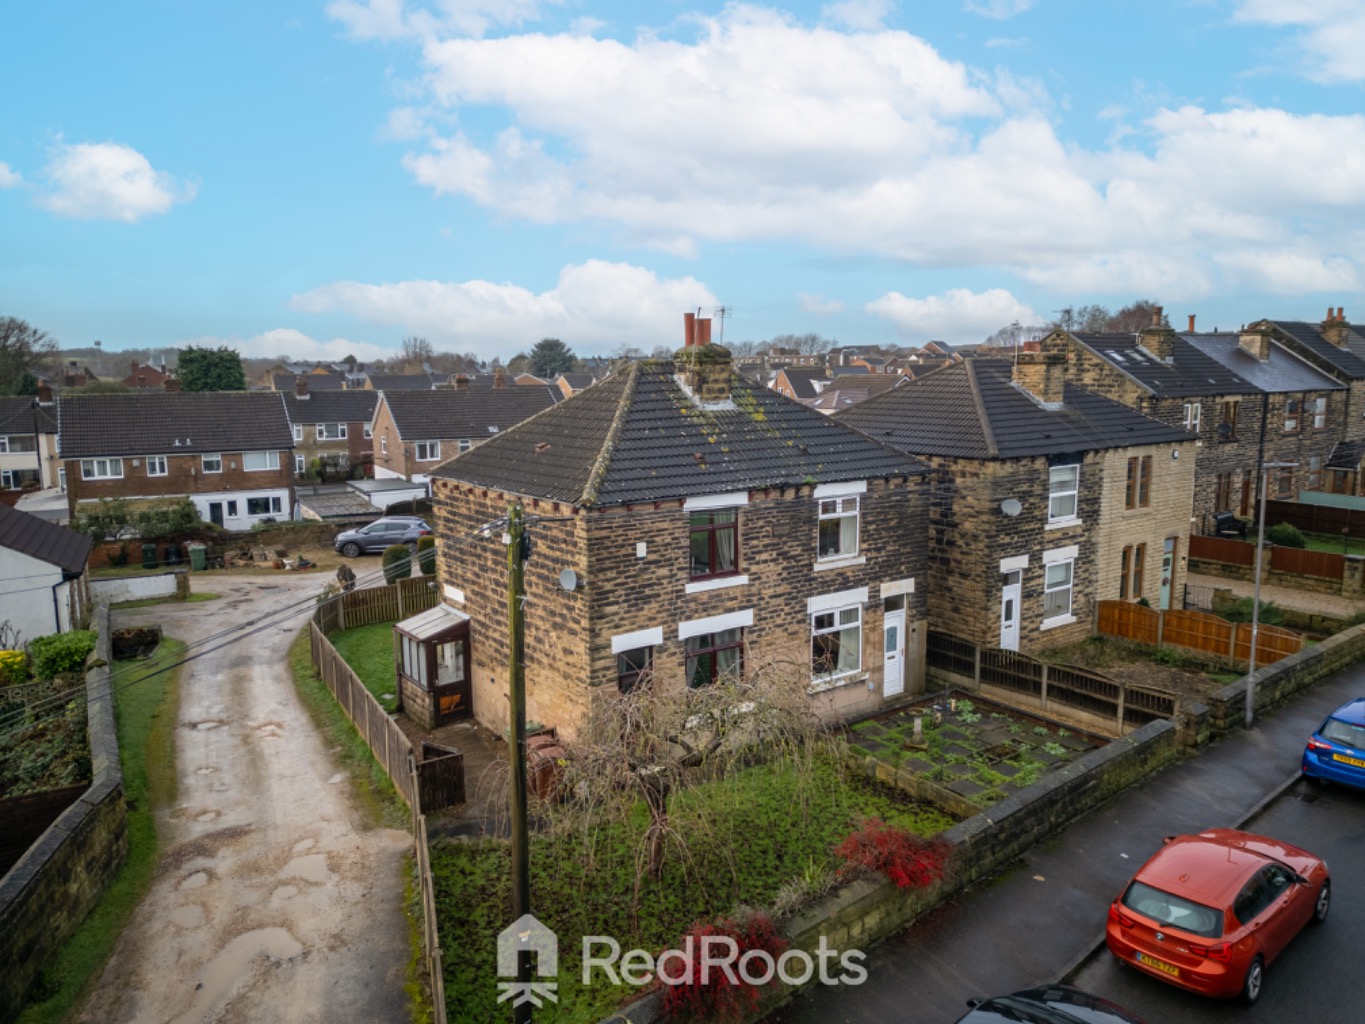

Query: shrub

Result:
[834,817,949,890]
[381,544,411,584]
[1266,522,1305,548]
[417,535,437,576]
[1219,597,1286,626]
[656,910,787,1023]
[29,630,99,680]
[0,650,28,686]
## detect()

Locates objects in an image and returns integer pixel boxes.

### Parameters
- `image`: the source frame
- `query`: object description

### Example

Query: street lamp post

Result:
[1247,461,1297,728]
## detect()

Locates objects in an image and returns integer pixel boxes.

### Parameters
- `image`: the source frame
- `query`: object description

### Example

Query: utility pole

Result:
[506,503,532,1023]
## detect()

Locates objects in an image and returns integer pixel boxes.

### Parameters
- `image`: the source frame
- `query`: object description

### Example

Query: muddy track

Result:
[79,576,412,1024]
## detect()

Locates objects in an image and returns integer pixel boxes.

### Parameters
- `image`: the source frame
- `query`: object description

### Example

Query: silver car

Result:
[334,517,433,557]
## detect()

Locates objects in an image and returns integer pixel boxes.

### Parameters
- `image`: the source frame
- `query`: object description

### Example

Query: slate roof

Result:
[282,390,379,425]
[1072,332,1256,397]
[57,392,294,458]
[0,502,92,575]
[1267,320,1365,379]
[367,374,439,391]
[380,387,560,442]
[273,373,346,391]
[1183,333,1343,394]
[774,368,826,399]
[556,372,596,392]
[431,360,926,506]
[0,397,56,435]
[835,359,1191,459]
[1328,440,1365,470]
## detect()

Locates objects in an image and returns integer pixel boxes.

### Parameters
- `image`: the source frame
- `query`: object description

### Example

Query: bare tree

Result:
[399,335,434,370]
[769,332,836,355]
[1,316,59,395]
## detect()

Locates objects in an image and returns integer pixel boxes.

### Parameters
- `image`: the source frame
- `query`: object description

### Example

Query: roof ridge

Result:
[965,360,999,458]
[579,362,639,506]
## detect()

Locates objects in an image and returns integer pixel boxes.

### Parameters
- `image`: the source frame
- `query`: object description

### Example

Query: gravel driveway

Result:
[79,575,412,1024]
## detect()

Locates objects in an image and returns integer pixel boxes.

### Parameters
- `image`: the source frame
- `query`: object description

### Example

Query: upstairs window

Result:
[292,424,304,442]
[1220,401,1239,440]
[1125,456,1151,510]
[812,606,862,679]
[1182,402,1201,433]
[1313,397,1328,430]
[0,435,37,453]
[147,455,168,477]
[1048,465,1079,521]
[318,423,347,440]
[81,458,123,480]
[817,497,860,558]
[458,438,473,453]
[689,509,739,578]
[1284,397,1300,433]
[685,629,743,688]
[243,451,280,471]
[415,441,441,462]
[363,425,373,440]
[202,453,222,473]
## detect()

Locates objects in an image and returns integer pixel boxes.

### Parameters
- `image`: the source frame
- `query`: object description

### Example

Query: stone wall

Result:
[1095,442,1194,607]
[1188,556,1348,596]
[0,606,127,1021]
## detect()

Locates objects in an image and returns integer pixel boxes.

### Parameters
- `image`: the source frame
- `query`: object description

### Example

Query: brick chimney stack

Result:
[1012,331,1067,407]
[295,375,309,398]
[1137,305,1176,362]
[675,312,733,404]
[164,376,181,392]
[494,367,506,389]
[454,374,469,390]
[1321,306,1350,348]
[36,383,53,403]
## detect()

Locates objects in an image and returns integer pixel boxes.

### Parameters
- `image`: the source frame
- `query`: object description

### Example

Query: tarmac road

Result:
[77,576,413,1024]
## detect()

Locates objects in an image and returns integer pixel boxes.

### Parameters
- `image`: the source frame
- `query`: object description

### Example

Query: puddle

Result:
[279,854,330,885]
[270,885,299,903]
[291,838,316,853]
[179,871,210,891]
[173,927,304,1024]
[169,905,206,929]
[327,773,345,785]
[254,586,286,593]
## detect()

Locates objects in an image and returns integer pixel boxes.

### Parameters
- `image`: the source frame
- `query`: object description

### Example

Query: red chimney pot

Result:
[683,312,696,348]
[1187,314,1196,332]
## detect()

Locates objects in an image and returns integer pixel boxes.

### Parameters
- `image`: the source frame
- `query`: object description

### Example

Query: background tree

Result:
[506,352,532,375]
[529,337,577,377]
[178,346,246,391]
[399,335,433,371]
[0,317,58,395]
[768,332,836,355]
[12,371,40,397]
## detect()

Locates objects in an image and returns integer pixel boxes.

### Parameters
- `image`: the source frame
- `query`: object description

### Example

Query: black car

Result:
[954,986,1147,1024]
[333,517,433,557]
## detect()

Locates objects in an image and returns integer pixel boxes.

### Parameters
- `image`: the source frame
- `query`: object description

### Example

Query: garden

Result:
[0,629,99,800]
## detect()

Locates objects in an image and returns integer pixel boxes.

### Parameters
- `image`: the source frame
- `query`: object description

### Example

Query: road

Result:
[1070,778,1365,1023]
[78,575,413,1024]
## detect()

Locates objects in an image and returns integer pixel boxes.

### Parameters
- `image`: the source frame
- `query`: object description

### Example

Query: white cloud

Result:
[1234,1,1365,83]
[867,287,1040,341]
[36,142,195,222]
[964,0,1033,19]
[0,162,21,188]
[290,260,717,355]
[799,292,846,314]
[182,328,395,363]
[822,0,893,31]
[328,0,558,40]
[381,106,431,141]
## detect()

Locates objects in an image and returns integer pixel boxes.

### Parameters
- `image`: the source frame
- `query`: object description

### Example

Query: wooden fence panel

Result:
[979,647,1042,696]
[1188,534,1256,566]
[1096,600,1160,644]
[1233,623,1304,667]
[1161,609,1234,658]
[1263,499,1365,537]
[417,741,466,811]
[926,632,976,677]
[1046,664,1122,720]
[1270,546,1344,579]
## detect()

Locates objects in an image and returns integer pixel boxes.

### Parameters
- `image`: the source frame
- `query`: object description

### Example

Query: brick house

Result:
[771,367,826,403]
[57,392,296,530]
[281,378,378,480]
[369,385,559,488]
[121,361,175,390]
[837,345,1194,654]
[0,398,59,503]
[423,316,930,737]
[1064,312,1345,529]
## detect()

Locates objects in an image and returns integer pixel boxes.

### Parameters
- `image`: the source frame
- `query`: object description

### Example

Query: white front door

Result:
[883,607,905,697]
[1000,570,1021,652]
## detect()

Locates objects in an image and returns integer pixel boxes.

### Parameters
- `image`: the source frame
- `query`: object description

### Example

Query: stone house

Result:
[369,384,559,488]
[837,345,1194,654]
[0,398,60,502]
[1064,311,1345,529]
[422,315,931,738]
[281,379,378,480]
[0,503,92,641]
[57,392,296,530]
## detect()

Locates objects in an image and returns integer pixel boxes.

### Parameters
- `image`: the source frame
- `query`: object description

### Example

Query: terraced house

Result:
[838,338,1194,655]
[0,397,59,502]
[423,316,930,738]
[57,392,295,530]
[280,378,378,480]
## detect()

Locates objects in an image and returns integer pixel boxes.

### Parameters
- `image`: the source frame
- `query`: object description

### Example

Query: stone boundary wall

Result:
[1188,556,1349,596]
[0,606,128,1021]
[90,569,189,604]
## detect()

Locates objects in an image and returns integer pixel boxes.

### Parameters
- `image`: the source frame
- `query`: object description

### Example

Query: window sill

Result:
[1039,614,1077,631]
[807,672,866,694]
[1045,518,1082,531]
[814,554,866,572]
[685,574,749,595]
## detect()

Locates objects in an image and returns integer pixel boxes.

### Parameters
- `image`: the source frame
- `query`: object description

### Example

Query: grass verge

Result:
[110,592,221,611]
[327,622,399,712]
[16,638,186,1024]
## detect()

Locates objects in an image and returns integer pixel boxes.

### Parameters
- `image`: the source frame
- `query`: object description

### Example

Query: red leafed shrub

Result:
[657,910,788,1022]
[834,818,949,890]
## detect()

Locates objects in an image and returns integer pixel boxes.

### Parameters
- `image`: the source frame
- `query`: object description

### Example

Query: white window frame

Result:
[202,453,223,474]
[811,604,862,684]
[292,424,304,442]
[1284,397,1300,433]
[380,435,388,455]
[294,454,306,475]
[415,441,441,462]
[243,451,280,472]
[1042,558,1074,626]
[246,495,283,517]
[1182,402,1201,433]
[147,455,169,477]
[363,425,373,440]
[458,438,472,453]
[1313,397,1327,430]
[1048,465,1080,523]
[817,496,860,560]
[80,457,124,480]
[2,468,39,489]
[0,435,37,454]
[226,499,239,517]
[318,422,347,440]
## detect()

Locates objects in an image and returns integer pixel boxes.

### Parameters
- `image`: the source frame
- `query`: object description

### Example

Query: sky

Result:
[3,1,1365,365]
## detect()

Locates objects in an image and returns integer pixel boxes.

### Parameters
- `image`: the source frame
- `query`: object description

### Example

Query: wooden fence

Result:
[926,632,1176,734]
[314,574,441,633]
[1095,600,1304,667]
[1189,533,1345,580]
[1264,498,1365,538]
[1188,534,1255,566]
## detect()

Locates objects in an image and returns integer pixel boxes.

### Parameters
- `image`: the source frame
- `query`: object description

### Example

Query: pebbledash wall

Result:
[89,569,190,604]
[0,607,127,1021]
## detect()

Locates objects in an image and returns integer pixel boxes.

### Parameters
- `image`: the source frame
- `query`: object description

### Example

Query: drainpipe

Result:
[50,578,64,632]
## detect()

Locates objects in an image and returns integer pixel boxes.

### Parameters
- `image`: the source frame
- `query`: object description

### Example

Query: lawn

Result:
[328,622,399,712]
[432,755,954,1023]
[16,638,186,1024]
[1301,531,1365,556]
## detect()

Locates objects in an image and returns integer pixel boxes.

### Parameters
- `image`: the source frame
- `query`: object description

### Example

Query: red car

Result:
[1105,829,1329,1005]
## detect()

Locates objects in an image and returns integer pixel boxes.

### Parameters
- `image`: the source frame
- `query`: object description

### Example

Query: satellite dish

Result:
[559,569,579,592]
[1000,499,1022,517]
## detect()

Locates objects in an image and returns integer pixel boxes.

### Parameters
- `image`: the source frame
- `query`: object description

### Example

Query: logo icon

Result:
[497,914,559,1007]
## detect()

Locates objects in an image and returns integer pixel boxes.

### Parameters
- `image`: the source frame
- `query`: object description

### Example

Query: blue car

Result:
[1302,698,1365,790]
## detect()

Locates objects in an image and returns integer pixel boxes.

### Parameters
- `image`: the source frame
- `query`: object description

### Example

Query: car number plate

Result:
[1332,753,1365,768]
[1135,951,1179,977]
